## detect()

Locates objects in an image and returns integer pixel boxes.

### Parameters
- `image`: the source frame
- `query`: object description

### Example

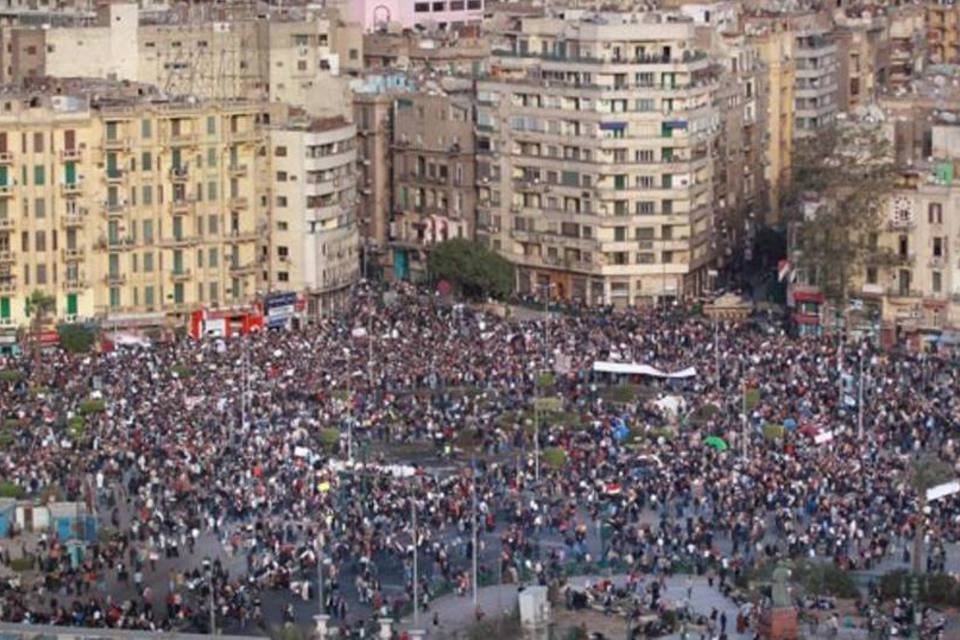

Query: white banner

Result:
[927,480,960,503]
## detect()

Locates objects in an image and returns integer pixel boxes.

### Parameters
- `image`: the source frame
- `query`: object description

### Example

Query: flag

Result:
[777,259,792,283]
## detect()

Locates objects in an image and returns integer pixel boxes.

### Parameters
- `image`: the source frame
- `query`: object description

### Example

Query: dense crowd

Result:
[0,282,957,638]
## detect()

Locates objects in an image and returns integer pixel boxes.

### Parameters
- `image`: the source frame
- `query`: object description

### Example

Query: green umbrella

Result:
[704,436,728,451]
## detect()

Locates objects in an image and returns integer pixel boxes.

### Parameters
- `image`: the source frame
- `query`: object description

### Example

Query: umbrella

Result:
[704,436,728,451]
[783,418,798,430]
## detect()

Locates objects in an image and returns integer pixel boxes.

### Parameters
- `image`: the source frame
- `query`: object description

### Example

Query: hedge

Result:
[0,432,14,448]
[878,570,960,607]
[171,365,194,378]
[0,482,24,499]
[78,399,106,415]
[0,370,21,383]
[68,416,85,440]
[319,428,340,450]
[763,423,786,440]
[542,447,568,470]
[9,556,34,572]
[792,561,859,599]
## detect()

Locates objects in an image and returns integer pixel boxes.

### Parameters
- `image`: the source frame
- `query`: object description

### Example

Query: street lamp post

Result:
[857,352,865,439]
[471,459,479,611]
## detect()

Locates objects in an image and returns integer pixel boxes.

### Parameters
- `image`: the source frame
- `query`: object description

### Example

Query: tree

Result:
[786,124,897,305]
[427,239,514,300]
[24,290,55,359]
[57,323,97,353]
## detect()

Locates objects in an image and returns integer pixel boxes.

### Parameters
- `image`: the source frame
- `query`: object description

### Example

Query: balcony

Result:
[103,137,131,151]
[229,261,258,275]
[171,198,195,214]
[169,167,189,182]
[0,280,16,294]
[60,148,82,162]
[229,164,248,177]
[62,248,84,261]
[226,229,258,242]
[107,237,135,250]
[0,185,13,198]
[105,170,125,183]
[161,235,198,248]
[0,217,13,230]
[104,202,127,217]
[62,213,85,228]
[61,181,82,196]
[63,279,88,292]
[0,250,14,263]
[0,151,12,164]
[229,196,249,210]
[168,132,197,146]
[171,268,192,282]
[228,128,259,144]
[104,274,126,286]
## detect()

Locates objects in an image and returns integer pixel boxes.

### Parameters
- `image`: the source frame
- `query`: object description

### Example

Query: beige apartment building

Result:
[927,0,960,65]
[0,3,363,113]
[0,79,274,330]
[269,116,360,316]
[750,26,794,219]
[390,90,475,281]
[830,14,888,113]
[478,13,720,306]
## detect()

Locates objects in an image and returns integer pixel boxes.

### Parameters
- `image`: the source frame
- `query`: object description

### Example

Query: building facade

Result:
[477,14,720,306]
[390,91,475,281]
[270,117,360,316]
[0,81,273,330]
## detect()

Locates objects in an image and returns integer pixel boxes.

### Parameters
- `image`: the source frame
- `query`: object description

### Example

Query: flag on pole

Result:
[777,259,793,283]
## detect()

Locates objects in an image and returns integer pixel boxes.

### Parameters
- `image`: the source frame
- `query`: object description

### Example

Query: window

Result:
[432,1,445,9]
[297,60,307,71]
[33,132,43,153]
[866,267,878,285]
[141,152,152,172]
[36,264,46,285]
[278,271,290,282]
[414,2,429,10]
[466,0,481,8]
[144,286,154,307]
[141,119,152,138]
[276,196,287,207]
[277,171,287,182]
[143,251,154,272]
[614,226,626,241]
[141,185,152,205]
[33,165,44,185]
[207,148,216,167]
[208,181,217,201]
[109,287,120,308]
[933,270,942,293]
[208,248,218,268]
[34,198,45,219]
[933,237,943,257]
[208,215,218,235]
[637,201,655,215]
[35,231,45,252]
[929,202,943,224]
[277,221,289,231]
[274,146,287,157]
[209,282,218,303]
[206,116,216,135]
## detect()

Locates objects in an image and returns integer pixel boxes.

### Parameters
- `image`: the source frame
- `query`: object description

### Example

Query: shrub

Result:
[0,482,24,499]
[171,365,194,378]
[603,384,637,404]
[319,428,340,451]
[78,399,105,415]
[763,423,786,440]
[536,372,556,390]
[542,447,568,470]
[647,427,674,441]
[793,561,859,599]
[878,570,960,607]
[0,432,14,448]
[744,388,761,410]
[3,418,20,430]
[9,556,34,572]
[68,416,85,440]
[0,370,21,383]
[693,403,720,423]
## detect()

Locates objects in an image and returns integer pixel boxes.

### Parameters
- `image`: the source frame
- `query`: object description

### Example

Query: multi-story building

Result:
[831,13,889,112]
[927,0,960,65]
[478,13,721,306]
[390,89,475,280]
[362,26,489,74]
[343,0,484,33]
[792,27,839,136]
[269,116,360,316]
[352,73,413,274]
[886,4,926,92]
[750,26,794,220]
[0,3,363,113]
[0,79,274,331]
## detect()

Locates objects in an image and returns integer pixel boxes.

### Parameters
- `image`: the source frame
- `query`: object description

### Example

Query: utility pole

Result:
[472,459,479,611]
[741,380,748,459]
[857,353,865,440]
[412,492,420,628]
[317,531,325,616]
[714,316,720,383]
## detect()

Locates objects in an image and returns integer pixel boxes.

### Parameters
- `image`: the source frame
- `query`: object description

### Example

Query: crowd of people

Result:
[0,281,956,638]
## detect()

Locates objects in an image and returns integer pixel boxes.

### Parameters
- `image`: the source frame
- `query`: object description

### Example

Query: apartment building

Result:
[831,14,888,112]
[0,3,362,113]
[269,116,360,317]
[344,0,484,32]
[0,79,274,330]
[390,90,475,280]
[750,26,794,219]
[478,13,720,306]
[793,28,838,136]
[362,26,489,75]
[927,0,960,64]
[886,4,926,92]
[352,73,413,273]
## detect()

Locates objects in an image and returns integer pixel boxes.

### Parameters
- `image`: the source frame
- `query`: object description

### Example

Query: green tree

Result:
[57,323,97,353]
[24,290,55,358]
[427,238,514,300]
[787,124,897,305]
